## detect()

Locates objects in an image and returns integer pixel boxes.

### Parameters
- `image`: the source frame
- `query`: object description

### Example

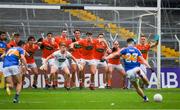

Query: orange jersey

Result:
[7,40,17,48]
[41,39,59,58]
[108,48,121,65]
[94,40,107,60]
[24,44,39,64]
[136,44,150,63]
[71,38,83,59]
[78,39,97,60]
[55,36,72,47]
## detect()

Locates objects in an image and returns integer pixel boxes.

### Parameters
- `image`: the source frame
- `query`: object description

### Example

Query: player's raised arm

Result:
[24,50,30,57]
[138,55,151,68]
[69,40,79,49]
[98,35,110,50]
[104,51,119,60]
[20,51,29,71]
[37,38,43,45]
[0,53,5,59]
[149,40,159,48]
[105,41,123,60]
[44,53,54,63]
[149,34,159,48]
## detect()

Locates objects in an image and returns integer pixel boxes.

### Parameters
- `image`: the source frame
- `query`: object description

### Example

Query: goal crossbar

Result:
[0,4,158,11]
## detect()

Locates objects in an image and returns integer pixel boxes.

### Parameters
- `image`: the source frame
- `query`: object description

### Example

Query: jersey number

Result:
[125,53,138,63]
[6,49,19,57]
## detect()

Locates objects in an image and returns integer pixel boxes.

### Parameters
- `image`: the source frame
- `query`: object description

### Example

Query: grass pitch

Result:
[0,88,180,109]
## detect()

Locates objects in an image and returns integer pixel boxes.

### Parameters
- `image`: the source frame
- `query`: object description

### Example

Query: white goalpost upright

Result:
[157,0,161,89]
[137,13,157,44]
[0,1,162,89]
[136,0,161,89]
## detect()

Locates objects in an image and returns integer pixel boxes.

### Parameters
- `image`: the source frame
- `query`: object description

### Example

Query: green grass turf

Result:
[0,88,180,109]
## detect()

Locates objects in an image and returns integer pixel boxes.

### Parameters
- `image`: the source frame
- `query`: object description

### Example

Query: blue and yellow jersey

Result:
[0,41,7,62]
[120,46,142,71]
[3,47,25,67]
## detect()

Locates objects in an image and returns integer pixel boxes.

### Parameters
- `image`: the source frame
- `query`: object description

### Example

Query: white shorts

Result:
[3,65,20,77]
[41,58,55,66]
[81,59,96,66]
[53,61,70,71]
[126,67,146,82]
[59,61,70,70]
[94,59,107,68]
[140,64,147,75]
[71,58,83,65]
[27,62,37,68]
[108,63,124,71]
[0,62,3,72]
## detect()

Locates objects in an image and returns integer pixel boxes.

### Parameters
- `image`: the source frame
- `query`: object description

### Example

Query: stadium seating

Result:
[43,0,179,59]
[154,45,179,59]
[42,0,135,39]
[43,0,68,4]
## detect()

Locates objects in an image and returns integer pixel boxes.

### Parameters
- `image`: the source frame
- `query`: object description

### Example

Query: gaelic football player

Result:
[105,38,154,102]
[69,29,83,88]
[24,36,39,88]
[44,43,82,90]
[107,41,126,89]
[94,33,110,88]
[39,32,59,88]
[0,31,7,89]
[2,41,29,103]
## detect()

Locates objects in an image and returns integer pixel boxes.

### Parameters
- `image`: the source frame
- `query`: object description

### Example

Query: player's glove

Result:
[153,34,159,41]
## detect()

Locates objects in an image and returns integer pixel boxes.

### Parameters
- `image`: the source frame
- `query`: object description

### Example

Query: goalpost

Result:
[0,0,161,89]
[157,0,161,89]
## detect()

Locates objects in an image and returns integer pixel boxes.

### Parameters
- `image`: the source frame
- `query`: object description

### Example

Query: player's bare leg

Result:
[119,69,127,89]
[0,72,3,87]
[106,66,113,88]
[97,65,108,88]
[40,61,50,88]
[99,66,108,88]
[89,64,96,90]
[20,65,27,89]
[54,72,58,88]
[79,63,85,89]
[51,72,58,89]
[50,73,56,89]
[50,65,58,89]
[131,81,149,102]
[43,65,51,89]
[136,70,149,86]
[31,67,38,88]
[13,74,22,95]
[104,66,108,87]
[71,64,77,87]
[63,66,71,90]
[13,74,22,103]
[5,76,14,96]
[44,72,50,88]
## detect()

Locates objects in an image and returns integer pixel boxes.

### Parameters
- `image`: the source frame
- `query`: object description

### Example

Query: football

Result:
[153,93,163,102]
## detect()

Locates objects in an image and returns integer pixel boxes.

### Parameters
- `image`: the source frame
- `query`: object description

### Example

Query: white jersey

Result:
[52,50,72,67]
